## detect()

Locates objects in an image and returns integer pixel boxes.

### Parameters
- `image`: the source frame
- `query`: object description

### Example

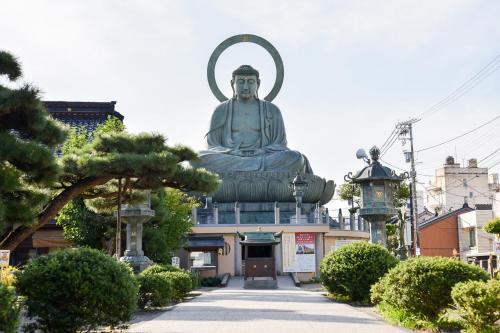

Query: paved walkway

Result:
[128,276,407,333]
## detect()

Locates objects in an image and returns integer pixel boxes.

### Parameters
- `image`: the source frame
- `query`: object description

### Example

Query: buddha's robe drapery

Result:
[195,99,313,174]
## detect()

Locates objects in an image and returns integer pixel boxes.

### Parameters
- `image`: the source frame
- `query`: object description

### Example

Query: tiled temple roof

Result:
[44,101,124,134]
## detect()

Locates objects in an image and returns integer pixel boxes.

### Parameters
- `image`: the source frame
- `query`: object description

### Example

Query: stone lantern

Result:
[289,173,308,224]
[115,192,155,272]
[344,146,407,246]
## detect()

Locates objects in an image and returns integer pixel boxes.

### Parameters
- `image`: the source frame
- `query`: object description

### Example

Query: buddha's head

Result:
[231,65,260,100]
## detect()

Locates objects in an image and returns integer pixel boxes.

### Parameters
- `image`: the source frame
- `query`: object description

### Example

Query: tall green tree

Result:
[0,51,67,236]
[143,188,197,264]
[1,52,219,251]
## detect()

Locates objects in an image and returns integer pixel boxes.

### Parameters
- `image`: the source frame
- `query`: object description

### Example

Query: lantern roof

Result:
[345,146,407,183]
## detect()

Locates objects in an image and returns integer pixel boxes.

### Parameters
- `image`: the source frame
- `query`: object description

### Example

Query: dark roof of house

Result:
[475,204,492,210]
[44,101,124,134]
[184,235,225,251]
[238,232,281,245]
[419,205,473,230]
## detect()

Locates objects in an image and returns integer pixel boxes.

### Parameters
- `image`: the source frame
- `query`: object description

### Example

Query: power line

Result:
[478,148,500,165]
[380,158,434,177]
[418,53,500,119]
[416,116,500,153]
[379,128,397,154]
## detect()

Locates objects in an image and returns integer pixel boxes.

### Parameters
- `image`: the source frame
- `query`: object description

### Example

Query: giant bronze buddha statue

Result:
[195,65,312,174]
[193,65,334,204]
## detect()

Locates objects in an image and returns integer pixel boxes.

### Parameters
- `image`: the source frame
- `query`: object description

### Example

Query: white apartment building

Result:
[425,156,492,214]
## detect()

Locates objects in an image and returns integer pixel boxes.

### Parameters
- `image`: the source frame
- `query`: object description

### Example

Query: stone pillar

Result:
[274,202,280,224]
[191,207,197,225]
[338,209,344,230]
[315,233,324,278]
[364,219,369,232]
[235,237,242,276]
[349,213,355,230]
[357,215,363,231]
[275,241,282,275]
[235,202,240,225]
[369,219,387,246]
[213,203,218,225]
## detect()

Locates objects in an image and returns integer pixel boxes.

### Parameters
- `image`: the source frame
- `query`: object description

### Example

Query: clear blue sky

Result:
[1,0,499,210]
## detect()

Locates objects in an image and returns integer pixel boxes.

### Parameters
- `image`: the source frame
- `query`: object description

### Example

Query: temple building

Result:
[178,56,369,283]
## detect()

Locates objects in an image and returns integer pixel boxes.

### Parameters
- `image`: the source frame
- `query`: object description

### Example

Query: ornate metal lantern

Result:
[345,146,407,245]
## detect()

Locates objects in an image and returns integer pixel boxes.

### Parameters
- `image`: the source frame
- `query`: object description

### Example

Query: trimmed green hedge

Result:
[164,271,192,301]
[142,263,182,275]
[371,256,489,320]
[0,284,19,333]
[320,242,398,302]
[137,272,172,308]
[451,278,500,333]
[15,248,139,333]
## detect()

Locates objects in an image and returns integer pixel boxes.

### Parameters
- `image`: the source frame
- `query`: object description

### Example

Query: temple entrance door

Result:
[242,245,275,280]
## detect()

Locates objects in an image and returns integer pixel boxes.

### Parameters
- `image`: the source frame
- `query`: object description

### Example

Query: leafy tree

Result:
[1,52,219,251]
[143,188,197,264]
[0,51,67,236]
[337,182,361,214]
[484,217,500,236]
[56,198,115,252]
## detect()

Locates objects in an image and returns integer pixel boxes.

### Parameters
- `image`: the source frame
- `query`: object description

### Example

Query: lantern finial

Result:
[369,146,381,162]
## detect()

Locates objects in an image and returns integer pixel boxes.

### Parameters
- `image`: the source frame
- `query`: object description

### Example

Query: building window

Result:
[469,228,476,248]
[469,192,474,198]
[463,179,468,187]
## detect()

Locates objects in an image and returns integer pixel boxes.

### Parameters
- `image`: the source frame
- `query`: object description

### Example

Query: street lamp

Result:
[345,146,407,246]
[289,173,308,224]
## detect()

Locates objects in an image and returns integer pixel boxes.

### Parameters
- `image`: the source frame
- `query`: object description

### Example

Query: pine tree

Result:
[0,51,67,236]
[0,52,219,250]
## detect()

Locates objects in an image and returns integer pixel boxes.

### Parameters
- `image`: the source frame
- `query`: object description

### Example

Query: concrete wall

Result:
[420,215,459,257]
[458,210,495,259]
[217,234,235,276]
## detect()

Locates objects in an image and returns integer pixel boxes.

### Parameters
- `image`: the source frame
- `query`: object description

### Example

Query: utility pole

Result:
[396,119,420,256]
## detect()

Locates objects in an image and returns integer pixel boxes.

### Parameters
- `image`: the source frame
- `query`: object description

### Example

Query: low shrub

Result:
[165,271,192,301]
[190,271,200,289]
[201,276,222,287]
[484,217,500,235]
[15,248,139,333]
[142,263,182,275]
[371,256,489,321]
[0,284,20,333]
[137,272,172,309]
[0,266,17,287]
[451,278,500,333]
[320,242,398,302]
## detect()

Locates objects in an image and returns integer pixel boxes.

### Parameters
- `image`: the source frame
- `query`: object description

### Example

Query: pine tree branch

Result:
[1,175,113,251]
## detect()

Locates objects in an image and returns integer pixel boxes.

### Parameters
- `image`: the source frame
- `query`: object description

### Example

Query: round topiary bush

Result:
[0,284,19,333]
[451,278,500,333]
[137,272,172,309]
[371,256,490,320]
[320,242,398,302]
[165,271,192,301]
[15,248,139,333]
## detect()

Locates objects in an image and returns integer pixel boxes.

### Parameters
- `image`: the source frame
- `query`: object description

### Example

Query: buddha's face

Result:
[232,74,259,100]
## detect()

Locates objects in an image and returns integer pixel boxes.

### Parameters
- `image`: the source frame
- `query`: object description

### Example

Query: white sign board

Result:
[171,256,180,268]
[0,250,10,267]
[331,239,363,252]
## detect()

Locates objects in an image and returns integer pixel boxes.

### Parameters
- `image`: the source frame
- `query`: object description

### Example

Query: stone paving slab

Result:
[128,276,408,333]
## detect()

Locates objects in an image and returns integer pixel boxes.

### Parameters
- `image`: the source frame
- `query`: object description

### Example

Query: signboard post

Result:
[0,250,10,267]
[282,232,316,273]
[171,256,180,268]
